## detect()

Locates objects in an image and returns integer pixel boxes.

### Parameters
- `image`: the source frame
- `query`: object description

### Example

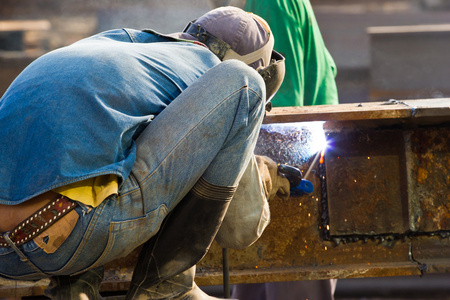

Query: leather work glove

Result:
[255,155,290,201]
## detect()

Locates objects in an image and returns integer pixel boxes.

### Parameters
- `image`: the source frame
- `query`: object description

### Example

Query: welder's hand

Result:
[255,155,290,201]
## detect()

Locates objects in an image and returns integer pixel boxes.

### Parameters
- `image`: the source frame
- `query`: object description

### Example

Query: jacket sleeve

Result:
[215,154,270,249]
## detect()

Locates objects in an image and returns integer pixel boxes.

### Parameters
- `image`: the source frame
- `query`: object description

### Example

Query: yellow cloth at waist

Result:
[53,174,118,207]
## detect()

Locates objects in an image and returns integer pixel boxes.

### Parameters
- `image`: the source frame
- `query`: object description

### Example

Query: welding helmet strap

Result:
[183,21,231,61]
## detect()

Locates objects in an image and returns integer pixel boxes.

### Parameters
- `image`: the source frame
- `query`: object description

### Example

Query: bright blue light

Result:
[257,121,327,165]
[305,121,327,154]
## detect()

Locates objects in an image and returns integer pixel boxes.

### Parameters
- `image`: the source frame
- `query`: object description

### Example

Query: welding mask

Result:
[257,50,285,111]
[182,7,285,110]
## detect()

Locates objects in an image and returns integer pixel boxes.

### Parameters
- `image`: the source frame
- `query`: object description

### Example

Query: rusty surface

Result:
[197,122,419,285]
[3,100,450,296]
[411,236,450,275]
[410,128,450,232]
[325,129,409,236]
[195,100,450,285]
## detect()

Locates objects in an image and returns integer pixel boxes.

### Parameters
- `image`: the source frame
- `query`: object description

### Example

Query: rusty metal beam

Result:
[2,99,450,296]
[195,99,450,286]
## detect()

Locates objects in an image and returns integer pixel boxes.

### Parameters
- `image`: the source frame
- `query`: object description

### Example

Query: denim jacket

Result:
[0,28,220,204]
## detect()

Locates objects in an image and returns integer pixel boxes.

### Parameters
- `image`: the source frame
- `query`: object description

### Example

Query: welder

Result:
[0,6,291,300]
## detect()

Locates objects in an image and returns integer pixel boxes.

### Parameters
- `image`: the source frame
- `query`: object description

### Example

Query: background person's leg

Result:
[265,280,336,300]
[232,280,337,300]
[231,283,266,300]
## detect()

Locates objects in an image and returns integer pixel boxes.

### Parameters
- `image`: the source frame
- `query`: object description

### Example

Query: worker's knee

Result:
[215,59,266,101]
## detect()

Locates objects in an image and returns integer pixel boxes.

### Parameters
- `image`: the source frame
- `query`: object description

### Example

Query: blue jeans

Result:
[0,60,265,280]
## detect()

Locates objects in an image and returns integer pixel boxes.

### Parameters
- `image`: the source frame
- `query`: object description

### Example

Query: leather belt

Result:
[0,195,78,248]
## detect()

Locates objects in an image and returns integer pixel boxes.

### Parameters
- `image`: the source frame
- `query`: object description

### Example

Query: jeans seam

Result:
[49,201,107,275]
[138,85,262,186]
[86,222,116,271]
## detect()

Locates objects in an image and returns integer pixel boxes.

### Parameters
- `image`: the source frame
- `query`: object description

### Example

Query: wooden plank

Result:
[263,99,450,124]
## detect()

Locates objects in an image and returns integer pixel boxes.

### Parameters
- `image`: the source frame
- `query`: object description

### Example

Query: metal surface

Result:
[2,99,450,297]
[325,129,409,237]
[411,127,450,233]
[195,99,450,286]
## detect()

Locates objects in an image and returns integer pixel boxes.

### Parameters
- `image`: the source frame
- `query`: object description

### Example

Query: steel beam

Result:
[195,98,450,285]
[2,99,450,296]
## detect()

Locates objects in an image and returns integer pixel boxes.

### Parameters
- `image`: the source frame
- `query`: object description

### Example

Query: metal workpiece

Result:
[410,128,450,233]
[325,129,409,237]
[194,99,450,285]
[3,99,450,297]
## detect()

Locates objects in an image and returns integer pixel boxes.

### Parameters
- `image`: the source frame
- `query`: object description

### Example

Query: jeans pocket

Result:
[0,246,14,256]
[90,203,169,268]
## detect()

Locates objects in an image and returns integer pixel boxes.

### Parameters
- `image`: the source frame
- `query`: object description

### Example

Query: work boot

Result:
[126,177,235,300]
[44,266,105,300]
[133,266,226,300]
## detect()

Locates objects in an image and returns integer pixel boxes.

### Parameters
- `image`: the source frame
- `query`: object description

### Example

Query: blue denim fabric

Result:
[0,28,219,204]
[0,60,265,280]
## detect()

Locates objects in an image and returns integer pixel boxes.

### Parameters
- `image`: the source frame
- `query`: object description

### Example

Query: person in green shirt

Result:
[244,0,339,107]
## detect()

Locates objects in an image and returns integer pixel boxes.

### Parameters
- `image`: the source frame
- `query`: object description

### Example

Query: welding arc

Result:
[303,150,322,181]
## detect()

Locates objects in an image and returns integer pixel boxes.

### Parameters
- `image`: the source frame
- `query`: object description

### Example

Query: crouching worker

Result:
[0,6,289,300]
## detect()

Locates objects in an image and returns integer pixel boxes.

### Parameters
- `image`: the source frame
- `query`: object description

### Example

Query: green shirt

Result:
[245,0,339,107]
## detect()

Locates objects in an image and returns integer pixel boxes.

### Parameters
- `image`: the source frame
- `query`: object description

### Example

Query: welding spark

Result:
[319,149,325,164]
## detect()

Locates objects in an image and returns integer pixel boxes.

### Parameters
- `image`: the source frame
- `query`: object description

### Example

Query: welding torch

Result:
[278,164,314,195]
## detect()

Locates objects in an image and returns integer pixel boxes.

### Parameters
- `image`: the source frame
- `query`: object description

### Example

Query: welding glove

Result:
[255,155,290,201]
[216,155,270,249]
[216,155,290,249]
